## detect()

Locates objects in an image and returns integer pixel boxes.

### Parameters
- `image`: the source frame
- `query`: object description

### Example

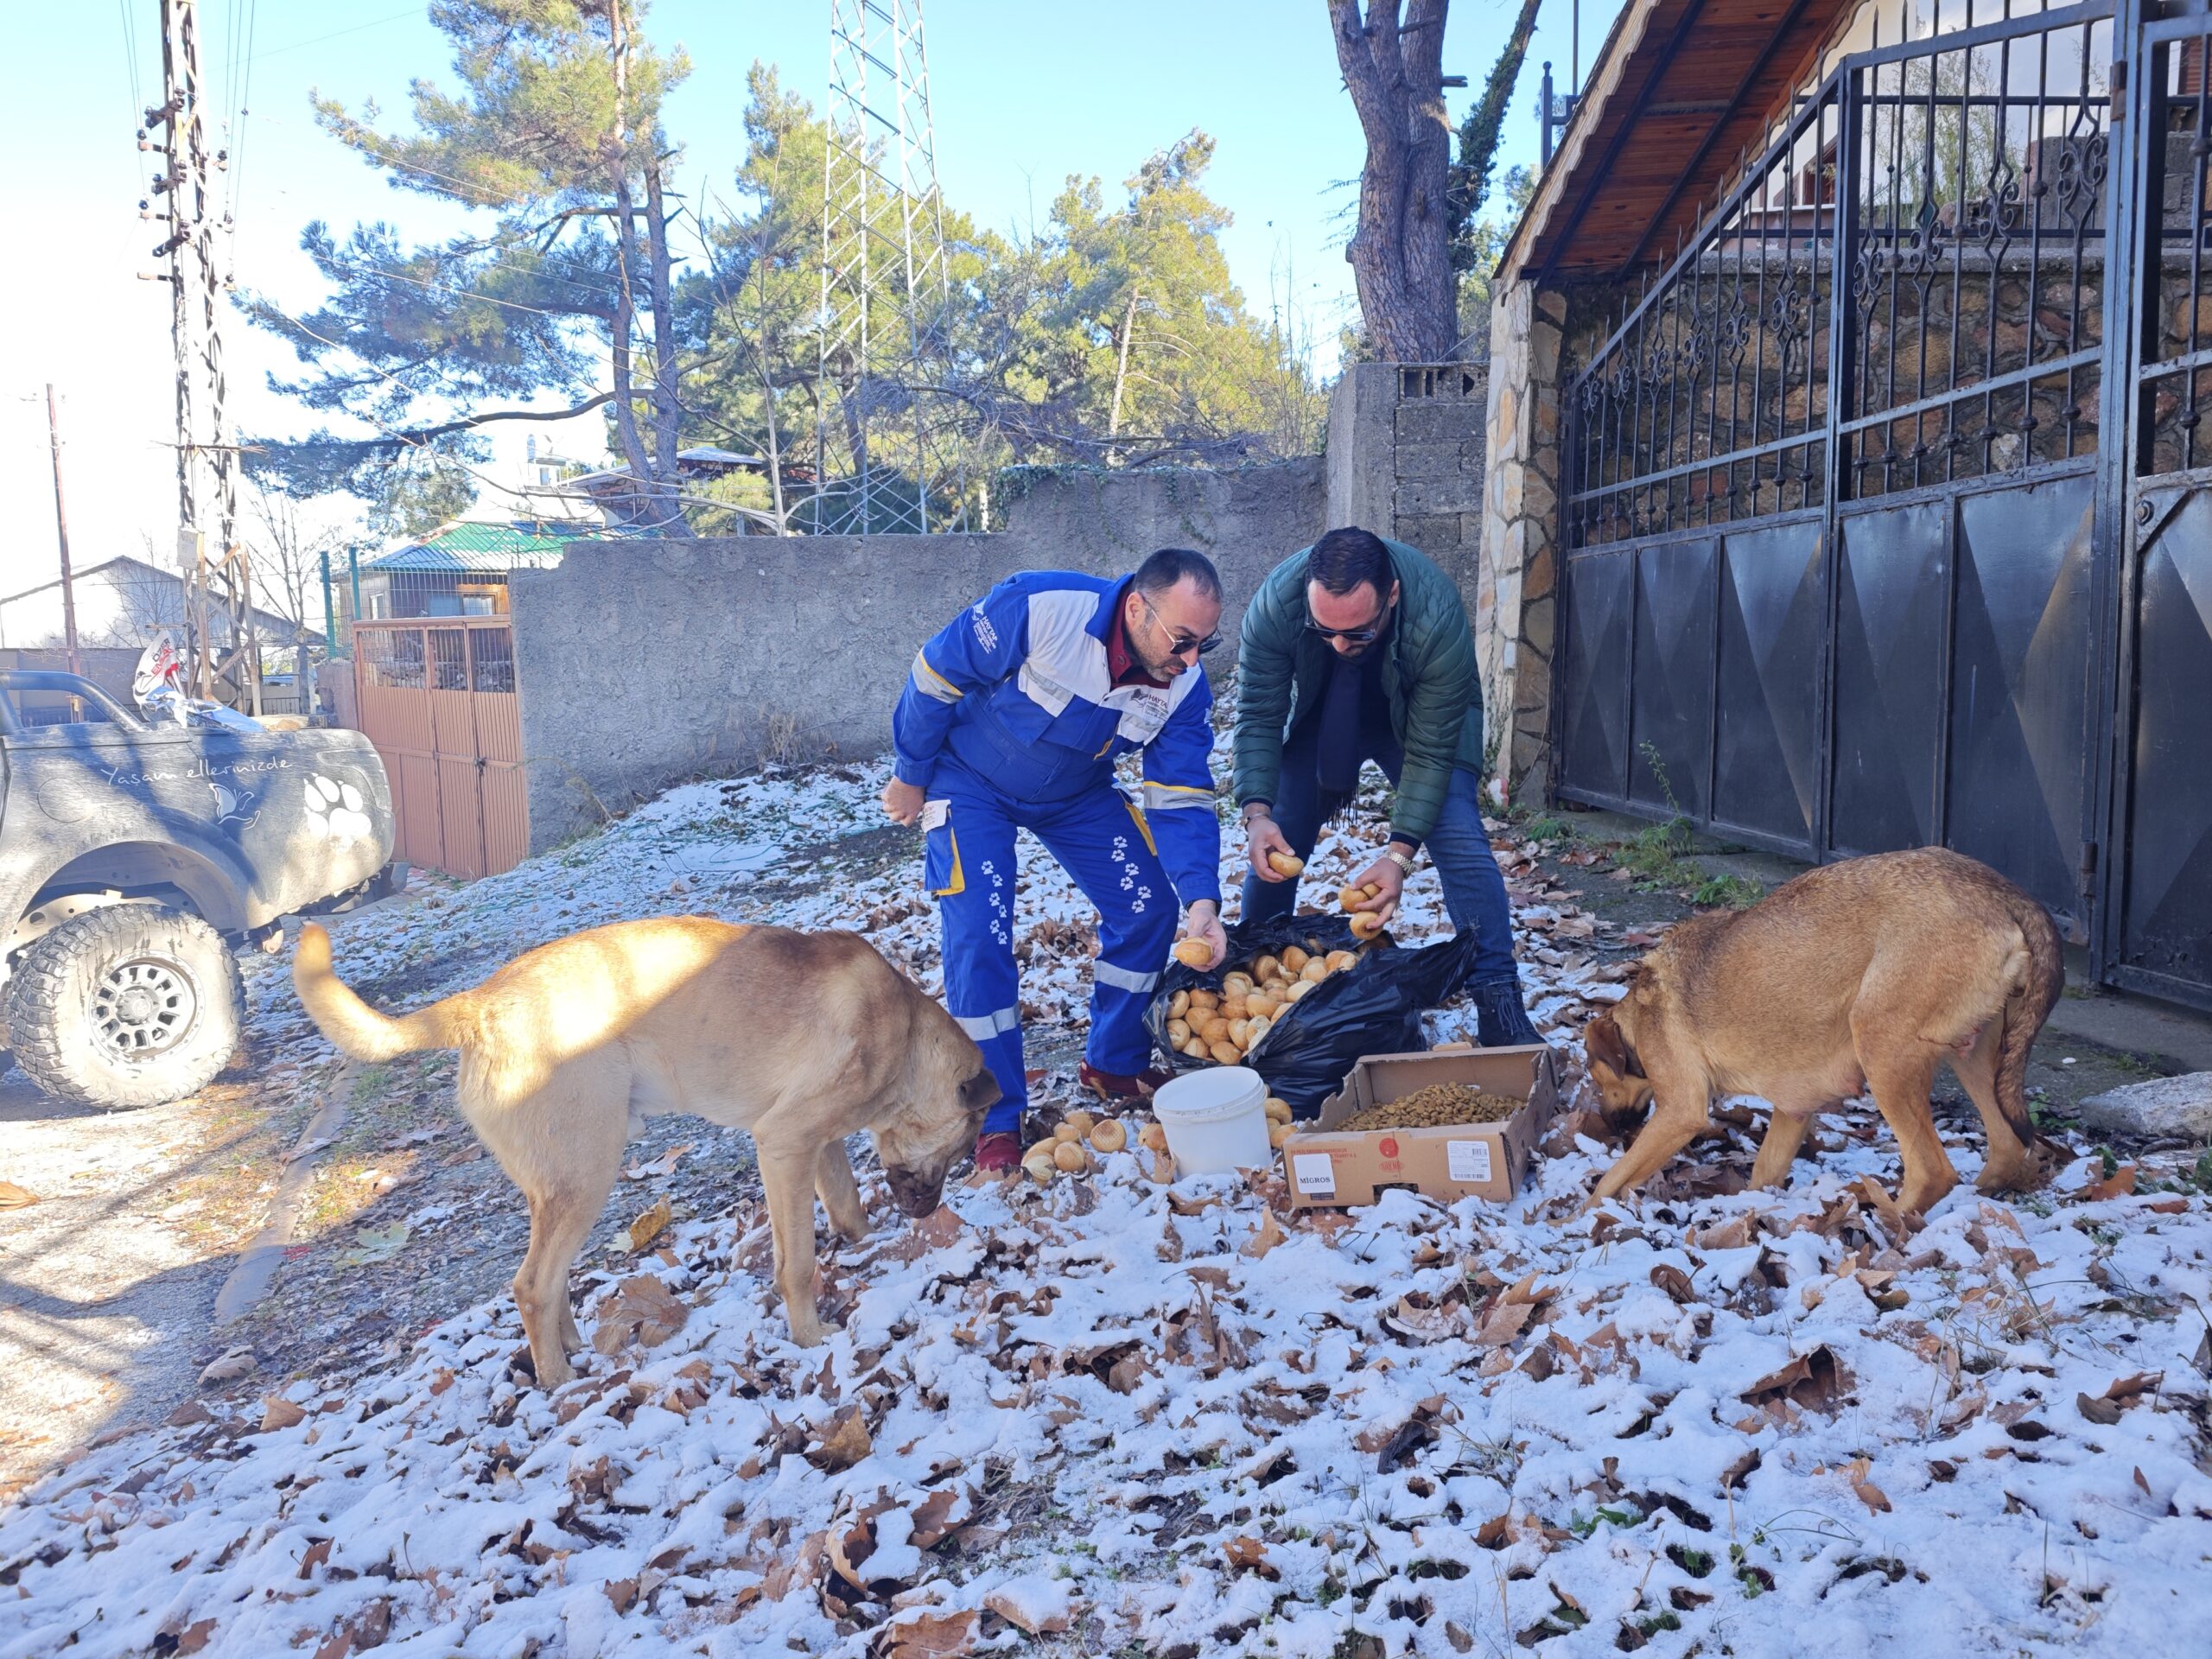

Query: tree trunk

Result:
[1106,285,1141,461]
[1327,0,1458,361]
[643,146,683,499]
[605,0,663,528]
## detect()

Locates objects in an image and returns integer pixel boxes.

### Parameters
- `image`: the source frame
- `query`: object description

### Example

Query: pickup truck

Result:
[0,670,398,1109]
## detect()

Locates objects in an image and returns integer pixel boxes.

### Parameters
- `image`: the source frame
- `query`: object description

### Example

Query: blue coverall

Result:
[892,573,1223,1134]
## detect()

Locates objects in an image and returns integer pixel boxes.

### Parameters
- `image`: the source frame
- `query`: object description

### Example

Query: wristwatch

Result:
[1382,849,1416,877]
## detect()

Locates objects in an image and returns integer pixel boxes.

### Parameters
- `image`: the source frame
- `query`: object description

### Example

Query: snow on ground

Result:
[2,743,2209,1657]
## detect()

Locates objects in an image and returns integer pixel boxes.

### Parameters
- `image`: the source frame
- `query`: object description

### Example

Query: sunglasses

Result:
[1306,587,1395,645]
[1306,614,1388,645]
[1141,594,1223,658]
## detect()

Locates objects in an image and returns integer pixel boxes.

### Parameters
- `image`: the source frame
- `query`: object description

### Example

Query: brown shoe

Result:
[1079,1062,1175,1102]
[973,1129,1023,1173]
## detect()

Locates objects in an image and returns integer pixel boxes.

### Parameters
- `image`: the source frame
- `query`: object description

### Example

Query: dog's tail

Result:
[293,923,470,1062]
[1993,894,2066,1147]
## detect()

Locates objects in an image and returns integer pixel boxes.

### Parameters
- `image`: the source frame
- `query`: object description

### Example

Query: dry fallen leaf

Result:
[624,1143,696,1182]
[1241,1211,1287,1259]
[880,1609,980,1658]
[627,1196,674,1254]
[260,1396,308,1433]
[0,1180,40,1210]
[592,1274,689,1353]
[159,1617,218,1655]
[807,1405,874,1472]
[297,1538,333,1580]
[1740,1344,1849,1414]
[982,1580,1075,1636]
[1845,1455,1891,1514]
[2082,1162,2138,1203]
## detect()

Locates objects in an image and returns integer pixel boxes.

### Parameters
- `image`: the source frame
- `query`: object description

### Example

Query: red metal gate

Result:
[353,619,528,880]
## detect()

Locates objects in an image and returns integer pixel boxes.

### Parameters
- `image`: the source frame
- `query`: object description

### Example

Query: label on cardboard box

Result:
[1291,1153,1338,1197]
[1446,1139,1494,1184]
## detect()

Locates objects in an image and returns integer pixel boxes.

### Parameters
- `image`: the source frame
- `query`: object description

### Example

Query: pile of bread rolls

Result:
[1162,944,1361,1065]
[1018,1109,1129,1185]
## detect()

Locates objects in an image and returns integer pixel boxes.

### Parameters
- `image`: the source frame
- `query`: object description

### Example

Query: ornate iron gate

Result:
[1558,0,2212,1005]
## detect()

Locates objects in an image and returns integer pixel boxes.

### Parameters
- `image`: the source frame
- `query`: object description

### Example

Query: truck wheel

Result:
[5,906,245,1109]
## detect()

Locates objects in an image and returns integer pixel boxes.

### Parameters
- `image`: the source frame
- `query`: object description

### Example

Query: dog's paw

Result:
[305,772,374,842]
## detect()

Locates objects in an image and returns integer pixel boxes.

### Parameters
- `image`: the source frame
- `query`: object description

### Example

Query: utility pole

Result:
[41,385,82,679]
[146,0,259,715]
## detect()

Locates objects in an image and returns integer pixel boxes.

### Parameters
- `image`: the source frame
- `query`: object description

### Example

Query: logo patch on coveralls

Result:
[970,607,1000,652]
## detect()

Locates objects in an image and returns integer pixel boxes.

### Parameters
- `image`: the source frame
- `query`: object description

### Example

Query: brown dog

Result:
[293,918,998,1383]
[1581,848,2062,1215]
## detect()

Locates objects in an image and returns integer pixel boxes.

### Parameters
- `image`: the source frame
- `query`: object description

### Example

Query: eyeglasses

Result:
[1306,613,1389,645]
[1306,588,1395,645]
[1140,594,1223,658]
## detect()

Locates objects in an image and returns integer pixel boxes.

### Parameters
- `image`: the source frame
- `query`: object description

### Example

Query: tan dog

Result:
[293,918,998,1383]
[1581,849,2062,1215]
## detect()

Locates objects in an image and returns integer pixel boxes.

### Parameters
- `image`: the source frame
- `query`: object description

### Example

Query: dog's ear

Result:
[1584,1014,1631,1079]
[960,1067,1001,1113]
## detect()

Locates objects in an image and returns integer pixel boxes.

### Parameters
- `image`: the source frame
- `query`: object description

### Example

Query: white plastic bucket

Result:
[1152,1066,1271,1175]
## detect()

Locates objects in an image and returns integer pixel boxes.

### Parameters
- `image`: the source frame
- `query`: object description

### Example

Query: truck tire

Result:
[5,906,245,1109]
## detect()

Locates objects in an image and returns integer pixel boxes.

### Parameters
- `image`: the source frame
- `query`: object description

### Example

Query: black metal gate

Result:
[1558,0,2212,1007]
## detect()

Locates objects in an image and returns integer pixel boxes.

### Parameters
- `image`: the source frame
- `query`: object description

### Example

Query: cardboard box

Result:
[1281,1044,1559,1209]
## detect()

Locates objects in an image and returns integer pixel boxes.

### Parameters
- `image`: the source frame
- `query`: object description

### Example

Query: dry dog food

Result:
[1332,1082,1526,1133]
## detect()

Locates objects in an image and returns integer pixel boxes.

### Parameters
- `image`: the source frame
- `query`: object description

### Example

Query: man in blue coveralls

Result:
[881,549,1230,1172]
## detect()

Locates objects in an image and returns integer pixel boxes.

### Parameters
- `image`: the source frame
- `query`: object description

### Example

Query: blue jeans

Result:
[1242,718,1520,987]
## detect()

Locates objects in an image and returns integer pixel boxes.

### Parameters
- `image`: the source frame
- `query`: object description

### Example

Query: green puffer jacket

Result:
[1230,537,1483,845]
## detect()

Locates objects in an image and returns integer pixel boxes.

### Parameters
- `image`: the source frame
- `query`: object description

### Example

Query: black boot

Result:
[1473,979,1543,1047]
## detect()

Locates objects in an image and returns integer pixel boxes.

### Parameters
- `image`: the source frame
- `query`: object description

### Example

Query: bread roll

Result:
[1244,1015,1270,1048]
[1281,946,1311,974]
[1173,939,1213,969]
[1052,1141,1089,1173]
[1267,851,1305,876]
[1208,1040,1242,1065]
[1284,979,1315,1003]
[1053,1122,1084,1144]
[1168,989,1191,1020]
[1189,989,1219,1011]
[1351,912,1385,940]
[1268,1122,1295,1147]
[1300,958,1329,983]
[1064,1110,1096,1135]
[1167,1017,1192,1045]
[1222,972,1255,998]
[1219,993,1249,1020]
[1021,1147,1058,1185]
[1180,1035,1210,1058]
[1090,1119,1127,1153]
[1253,955,1282,983]
[1228,1018,1250,1047]
[1139,1122,1169,1153]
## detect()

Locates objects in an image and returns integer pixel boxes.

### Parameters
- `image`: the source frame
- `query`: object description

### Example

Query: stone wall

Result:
[511,461,1327,849]
[1477,282,1568,805]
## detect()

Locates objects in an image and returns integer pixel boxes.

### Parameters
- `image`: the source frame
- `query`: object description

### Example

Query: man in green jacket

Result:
[1233,526,1542,1047]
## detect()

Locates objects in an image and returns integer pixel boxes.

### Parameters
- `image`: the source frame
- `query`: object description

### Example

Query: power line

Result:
[245,4,421,66]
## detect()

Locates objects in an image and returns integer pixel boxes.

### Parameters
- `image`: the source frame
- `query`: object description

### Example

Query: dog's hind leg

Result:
[1862,1045,1955,1215]
[514,1184,603,1388]
[815,1137,870,1243]
[760,1148,828,1346]
[1953,1016,2037,1193]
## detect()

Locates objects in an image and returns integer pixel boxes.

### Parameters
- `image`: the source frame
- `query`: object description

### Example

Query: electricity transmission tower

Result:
[817,0,969,534]
[144,0,259,710]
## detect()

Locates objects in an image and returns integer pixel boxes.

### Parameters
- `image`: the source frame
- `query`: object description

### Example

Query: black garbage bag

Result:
[1142,912,1479,1118]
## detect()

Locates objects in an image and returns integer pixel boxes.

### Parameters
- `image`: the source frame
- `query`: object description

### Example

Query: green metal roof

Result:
[364,521,637,575]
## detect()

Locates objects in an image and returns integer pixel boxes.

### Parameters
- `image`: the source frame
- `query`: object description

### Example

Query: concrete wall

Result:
[512,461,1327,849]
[1323,361,1489,595]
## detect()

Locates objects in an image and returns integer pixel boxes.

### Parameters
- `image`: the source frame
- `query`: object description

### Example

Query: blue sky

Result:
[0,1,1618,600]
